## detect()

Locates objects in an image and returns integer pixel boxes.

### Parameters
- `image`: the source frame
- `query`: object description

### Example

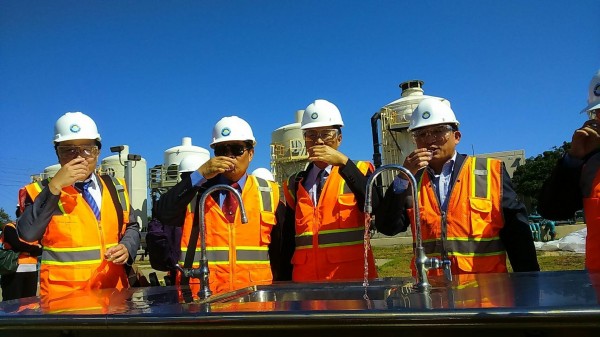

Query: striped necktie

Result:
[76,180,101,221]
[316,169,328,203]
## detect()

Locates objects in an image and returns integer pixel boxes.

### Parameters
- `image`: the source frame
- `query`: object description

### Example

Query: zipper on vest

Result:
[440,211,448,259]
[229,222,235,288]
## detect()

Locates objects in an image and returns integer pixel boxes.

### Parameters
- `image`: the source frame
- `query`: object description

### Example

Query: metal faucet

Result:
[179,184,248,300]
[365,164,450,292]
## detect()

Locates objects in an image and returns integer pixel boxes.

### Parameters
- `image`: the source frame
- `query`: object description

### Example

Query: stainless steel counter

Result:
[1,270,599,337]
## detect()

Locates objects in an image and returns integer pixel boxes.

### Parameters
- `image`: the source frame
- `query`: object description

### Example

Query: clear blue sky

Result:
[1,0,598,217]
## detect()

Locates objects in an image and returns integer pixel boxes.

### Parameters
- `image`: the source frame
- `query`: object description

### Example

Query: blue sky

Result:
[0,0,598,216]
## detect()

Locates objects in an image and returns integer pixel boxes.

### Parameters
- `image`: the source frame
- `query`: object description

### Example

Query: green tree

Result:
[0,207,13,226]
[512,142,570,210]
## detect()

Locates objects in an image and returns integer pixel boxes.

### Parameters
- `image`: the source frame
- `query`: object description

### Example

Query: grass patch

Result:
[373,245,585,278]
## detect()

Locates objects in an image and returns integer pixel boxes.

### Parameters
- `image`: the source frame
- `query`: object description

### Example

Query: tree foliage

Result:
[512,142,570,209]
[0,207,13,226]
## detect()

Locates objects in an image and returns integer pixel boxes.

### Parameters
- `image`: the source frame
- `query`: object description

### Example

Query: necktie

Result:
[222,182,240,222]
[76,180,101,221]
[316,169,328,203]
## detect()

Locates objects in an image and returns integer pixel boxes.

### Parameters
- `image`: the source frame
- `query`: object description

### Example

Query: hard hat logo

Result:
[69,124,81,133]
[422,111,431,119]
[221,127,231,137]
[582,70,600,113]
[311,112,319,120]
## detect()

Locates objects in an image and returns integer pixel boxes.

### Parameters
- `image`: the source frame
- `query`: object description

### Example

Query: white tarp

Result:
[535,228,586,254]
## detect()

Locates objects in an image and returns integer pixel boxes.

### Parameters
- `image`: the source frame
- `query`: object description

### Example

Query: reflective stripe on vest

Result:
[105,176,128,212]
[180,246,269,265]
[473,157,491,199]
[41,244,117,265]
[421,237,505,256]
[254,176,274,213]
[295,227,365,249]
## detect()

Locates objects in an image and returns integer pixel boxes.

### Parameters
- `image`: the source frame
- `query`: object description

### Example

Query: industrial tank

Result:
[101,145,148,230]
[40,164,61,180]
[375,80,450,187]
[270,110,309,187]
[154,137,210,184]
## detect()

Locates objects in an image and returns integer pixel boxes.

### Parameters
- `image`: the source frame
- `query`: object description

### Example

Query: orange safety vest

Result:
[449,273,514,308]
[179,175,278,295]
[25,176,131,295]
[0,222,39,265]
[582,153,600,272]
[409,157,507,276]
[285,161,378,282]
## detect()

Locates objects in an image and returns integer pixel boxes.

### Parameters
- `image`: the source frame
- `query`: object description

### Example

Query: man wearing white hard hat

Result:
[17,112,140,298]
[155,116,286,296]
[281,99,381,282]
[539,69,600,272]
[376,98,539,277]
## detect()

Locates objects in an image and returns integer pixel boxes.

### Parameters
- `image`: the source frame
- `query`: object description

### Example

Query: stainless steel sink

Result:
[208,279,418,303]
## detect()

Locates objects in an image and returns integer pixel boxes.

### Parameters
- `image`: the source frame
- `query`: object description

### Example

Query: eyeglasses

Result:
[411,125,454,142]
[57,145,99,160]
[214,144,250,157]
[303,129,338,142]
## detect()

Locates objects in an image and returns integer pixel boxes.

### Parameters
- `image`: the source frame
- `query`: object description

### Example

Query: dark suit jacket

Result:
[375,153,539,272]
[537,150,600,220]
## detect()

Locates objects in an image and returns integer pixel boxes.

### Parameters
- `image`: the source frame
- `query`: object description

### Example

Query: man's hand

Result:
[198,157,236,179]
[105,244,130,265]
[49,157,91,194]
[403,148,433,175]
[307,145,348,167]
[569,120,600,159]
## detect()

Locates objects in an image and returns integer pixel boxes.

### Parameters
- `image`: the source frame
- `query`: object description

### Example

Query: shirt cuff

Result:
[190,171,207,187]
[392,176,409,194]
[562,153,584,168]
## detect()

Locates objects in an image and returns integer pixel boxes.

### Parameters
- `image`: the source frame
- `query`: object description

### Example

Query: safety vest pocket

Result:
[47,215,90,247]
[468,197,493,236]
[47,265,93,282]
[291,250,309,265]
[260,211,276,245]
[338,194,360,228]
[326,245,362,264]
[248,264,273,283]
[456,254,506,274]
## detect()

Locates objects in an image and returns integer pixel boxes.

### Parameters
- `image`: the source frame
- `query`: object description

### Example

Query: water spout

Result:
[179,184,248,300]
[365,164,449,292]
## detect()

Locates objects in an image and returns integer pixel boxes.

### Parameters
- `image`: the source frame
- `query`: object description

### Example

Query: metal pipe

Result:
[365,164,434,291]
[193,184,248,300]
[370,112,382,169]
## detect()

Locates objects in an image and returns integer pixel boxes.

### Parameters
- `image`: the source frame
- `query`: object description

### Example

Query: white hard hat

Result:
[408,98,459,131]
[54,112,101,143]
[581,69,600,116]
[251,167,275,181]
[210,116,256,148]
[178,154,209,173]
[300,99,344,130]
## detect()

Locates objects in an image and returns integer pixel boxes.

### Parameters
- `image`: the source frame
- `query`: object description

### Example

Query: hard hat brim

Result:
[300,122,343,130]
[581,101,600,114]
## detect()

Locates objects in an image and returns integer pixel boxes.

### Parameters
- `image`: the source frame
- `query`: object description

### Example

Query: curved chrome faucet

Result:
[179,184,248,300]
[365,164,449,292]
